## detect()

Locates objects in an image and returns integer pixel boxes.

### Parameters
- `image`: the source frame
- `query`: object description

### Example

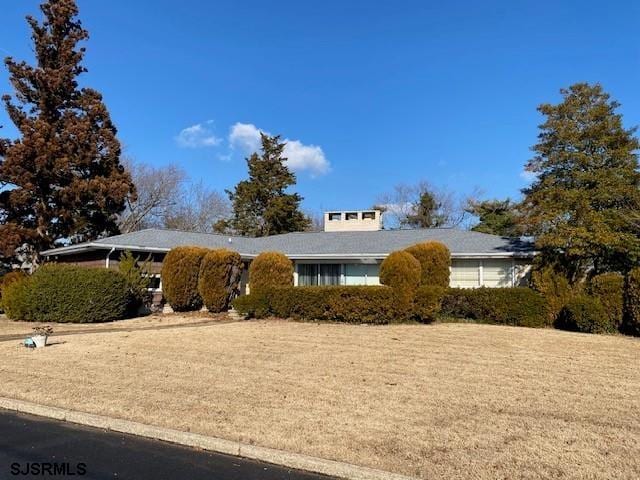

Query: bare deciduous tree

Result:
[164,180,230,233]
[118,159,186,233]
[375,181,473,229]
[119,159,230,234]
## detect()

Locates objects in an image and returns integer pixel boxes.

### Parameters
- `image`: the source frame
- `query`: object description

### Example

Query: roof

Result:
[42,228,535,259]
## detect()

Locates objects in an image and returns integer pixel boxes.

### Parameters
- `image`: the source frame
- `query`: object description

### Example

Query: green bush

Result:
[531,266,575,325]
[198,249,243,313]
[441,287,547,328]
[118,250,152,315]
[234,286,405,324]
[622,267,640,336]
[405,242,451,287]
[249,251,293,294]
[588,272,624,331]
[413,285,445,323]
[232,292,271,318]
[161,246,209,311]
[0,270,27,312]
[557,295,611,334]
[3,264,130,323]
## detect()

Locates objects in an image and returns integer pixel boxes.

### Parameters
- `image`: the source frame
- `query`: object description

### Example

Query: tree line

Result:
[1,0,639,285]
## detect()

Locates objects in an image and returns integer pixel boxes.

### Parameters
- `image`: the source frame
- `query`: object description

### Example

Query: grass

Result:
[0,320,638,479]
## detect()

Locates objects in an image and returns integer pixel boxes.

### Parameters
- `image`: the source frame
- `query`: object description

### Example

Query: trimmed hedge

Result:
[531,266,574,325]
[557,295,611,334]
[405,241,451,288]
[233,286,405,324]
[440,287,547,328]
[249,251,293,294]
[413,285,445,323]
[588,272,624,331]
[161,246,209,311]
[622,267,640,336]
[198,249,243,312]
[3,264,130,323]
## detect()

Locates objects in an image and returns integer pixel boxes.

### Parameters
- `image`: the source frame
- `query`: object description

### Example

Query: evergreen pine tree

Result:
[0,0,135,264]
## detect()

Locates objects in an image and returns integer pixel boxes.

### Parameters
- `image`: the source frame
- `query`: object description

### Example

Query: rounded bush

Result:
[198,249,244,313]
[404,241,451,287]
[3,264,130,323]
[622,267,640,336]
[557,295,611,334]
[380,251,421,292]
[0,271,27,311]
[413,285,445,323]
[380,250,421,317]
[161,246,209,311]
[249,251,293,294]
[588,272,624,331]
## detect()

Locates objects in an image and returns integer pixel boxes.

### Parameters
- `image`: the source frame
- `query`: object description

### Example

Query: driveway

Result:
[0,409,334,480]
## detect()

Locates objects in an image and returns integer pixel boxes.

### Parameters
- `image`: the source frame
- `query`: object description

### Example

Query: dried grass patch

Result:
[0,320,638,479]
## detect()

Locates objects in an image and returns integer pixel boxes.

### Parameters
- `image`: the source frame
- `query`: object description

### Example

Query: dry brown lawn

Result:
[0,312,222,337]
[0,320,638,479]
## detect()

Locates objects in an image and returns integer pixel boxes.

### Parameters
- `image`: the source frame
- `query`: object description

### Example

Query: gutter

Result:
[105,247,116,269]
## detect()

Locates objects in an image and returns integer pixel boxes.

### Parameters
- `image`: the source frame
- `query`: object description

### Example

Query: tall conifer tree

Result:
[0,0,134,264]
[522,83,640,279]
[222,134,310,236]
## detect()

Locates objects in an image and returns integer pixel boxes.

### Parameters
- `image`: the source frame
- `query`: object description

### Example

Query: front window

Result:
[298,264,341,286]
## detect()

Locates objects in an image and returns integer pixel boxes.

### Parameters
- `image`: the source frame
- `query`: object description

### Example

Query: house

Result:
[42,210,534,306]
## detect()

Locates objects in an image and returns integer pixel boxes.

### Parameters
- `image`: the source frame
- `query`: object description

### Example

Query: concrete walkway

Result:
[0,317,240,343]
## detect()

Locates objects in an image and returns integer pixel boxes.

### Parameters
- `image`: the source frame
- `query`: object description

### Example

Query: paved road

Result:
[0,410,334,480]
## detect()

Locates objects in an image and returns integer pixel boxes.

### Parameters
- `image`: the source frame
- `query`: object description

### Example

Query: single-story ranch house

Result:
[43,210,534,306]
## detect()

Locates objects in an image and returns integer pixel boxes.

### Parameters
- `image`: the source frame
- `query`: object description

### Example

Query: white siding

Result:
[482,259,512,287]
[450,259,480,288]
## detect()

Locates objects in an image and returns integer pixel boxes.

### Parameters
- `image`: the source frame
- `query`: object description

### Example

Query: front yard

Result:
[0,320,638,479]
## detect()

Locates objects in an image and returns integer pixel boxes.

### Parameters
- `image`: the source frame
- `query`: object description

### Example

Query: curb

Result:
[0,397,416,480]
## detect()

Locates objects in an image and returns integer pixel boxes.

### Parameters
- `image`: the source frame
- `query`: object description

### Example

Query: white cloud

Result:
[229,122,262,154]
[228,122,330,176]
[176,120,221,148]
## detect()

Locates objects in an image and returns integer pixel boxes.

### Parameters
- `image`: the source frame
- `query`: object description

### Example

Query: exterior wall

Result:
[450,258,530,288]
[323,210,382,232]
[294,258,531,288]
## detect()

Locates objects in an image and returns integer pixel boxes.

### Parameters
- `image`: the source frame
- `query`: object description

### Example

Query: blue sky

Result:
[2,1,639,214]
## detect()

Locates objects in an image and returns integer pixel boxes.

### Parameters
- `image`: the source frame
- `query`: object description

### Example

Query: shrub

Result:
[413,285,445,323]
[3,264,130,323]
[161,246,209,311]
[249,251,293,294]
[588,272,624,331]
[531,266,575,325]
[232,292,270,319]
[440,287,547,328]
[557,295,611,334]
[404,242,451,288]
[198,249,244,312]
[622,267,640,336]
[118,250,152,315]
[380,251,421,292]
[0,271,27,311]
[234,286,405,324]
[380,251,421,317]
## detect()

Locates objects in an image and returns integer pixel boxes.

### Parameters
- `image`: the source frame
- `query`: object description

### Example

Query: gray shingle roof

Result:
[43,228,534,259]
